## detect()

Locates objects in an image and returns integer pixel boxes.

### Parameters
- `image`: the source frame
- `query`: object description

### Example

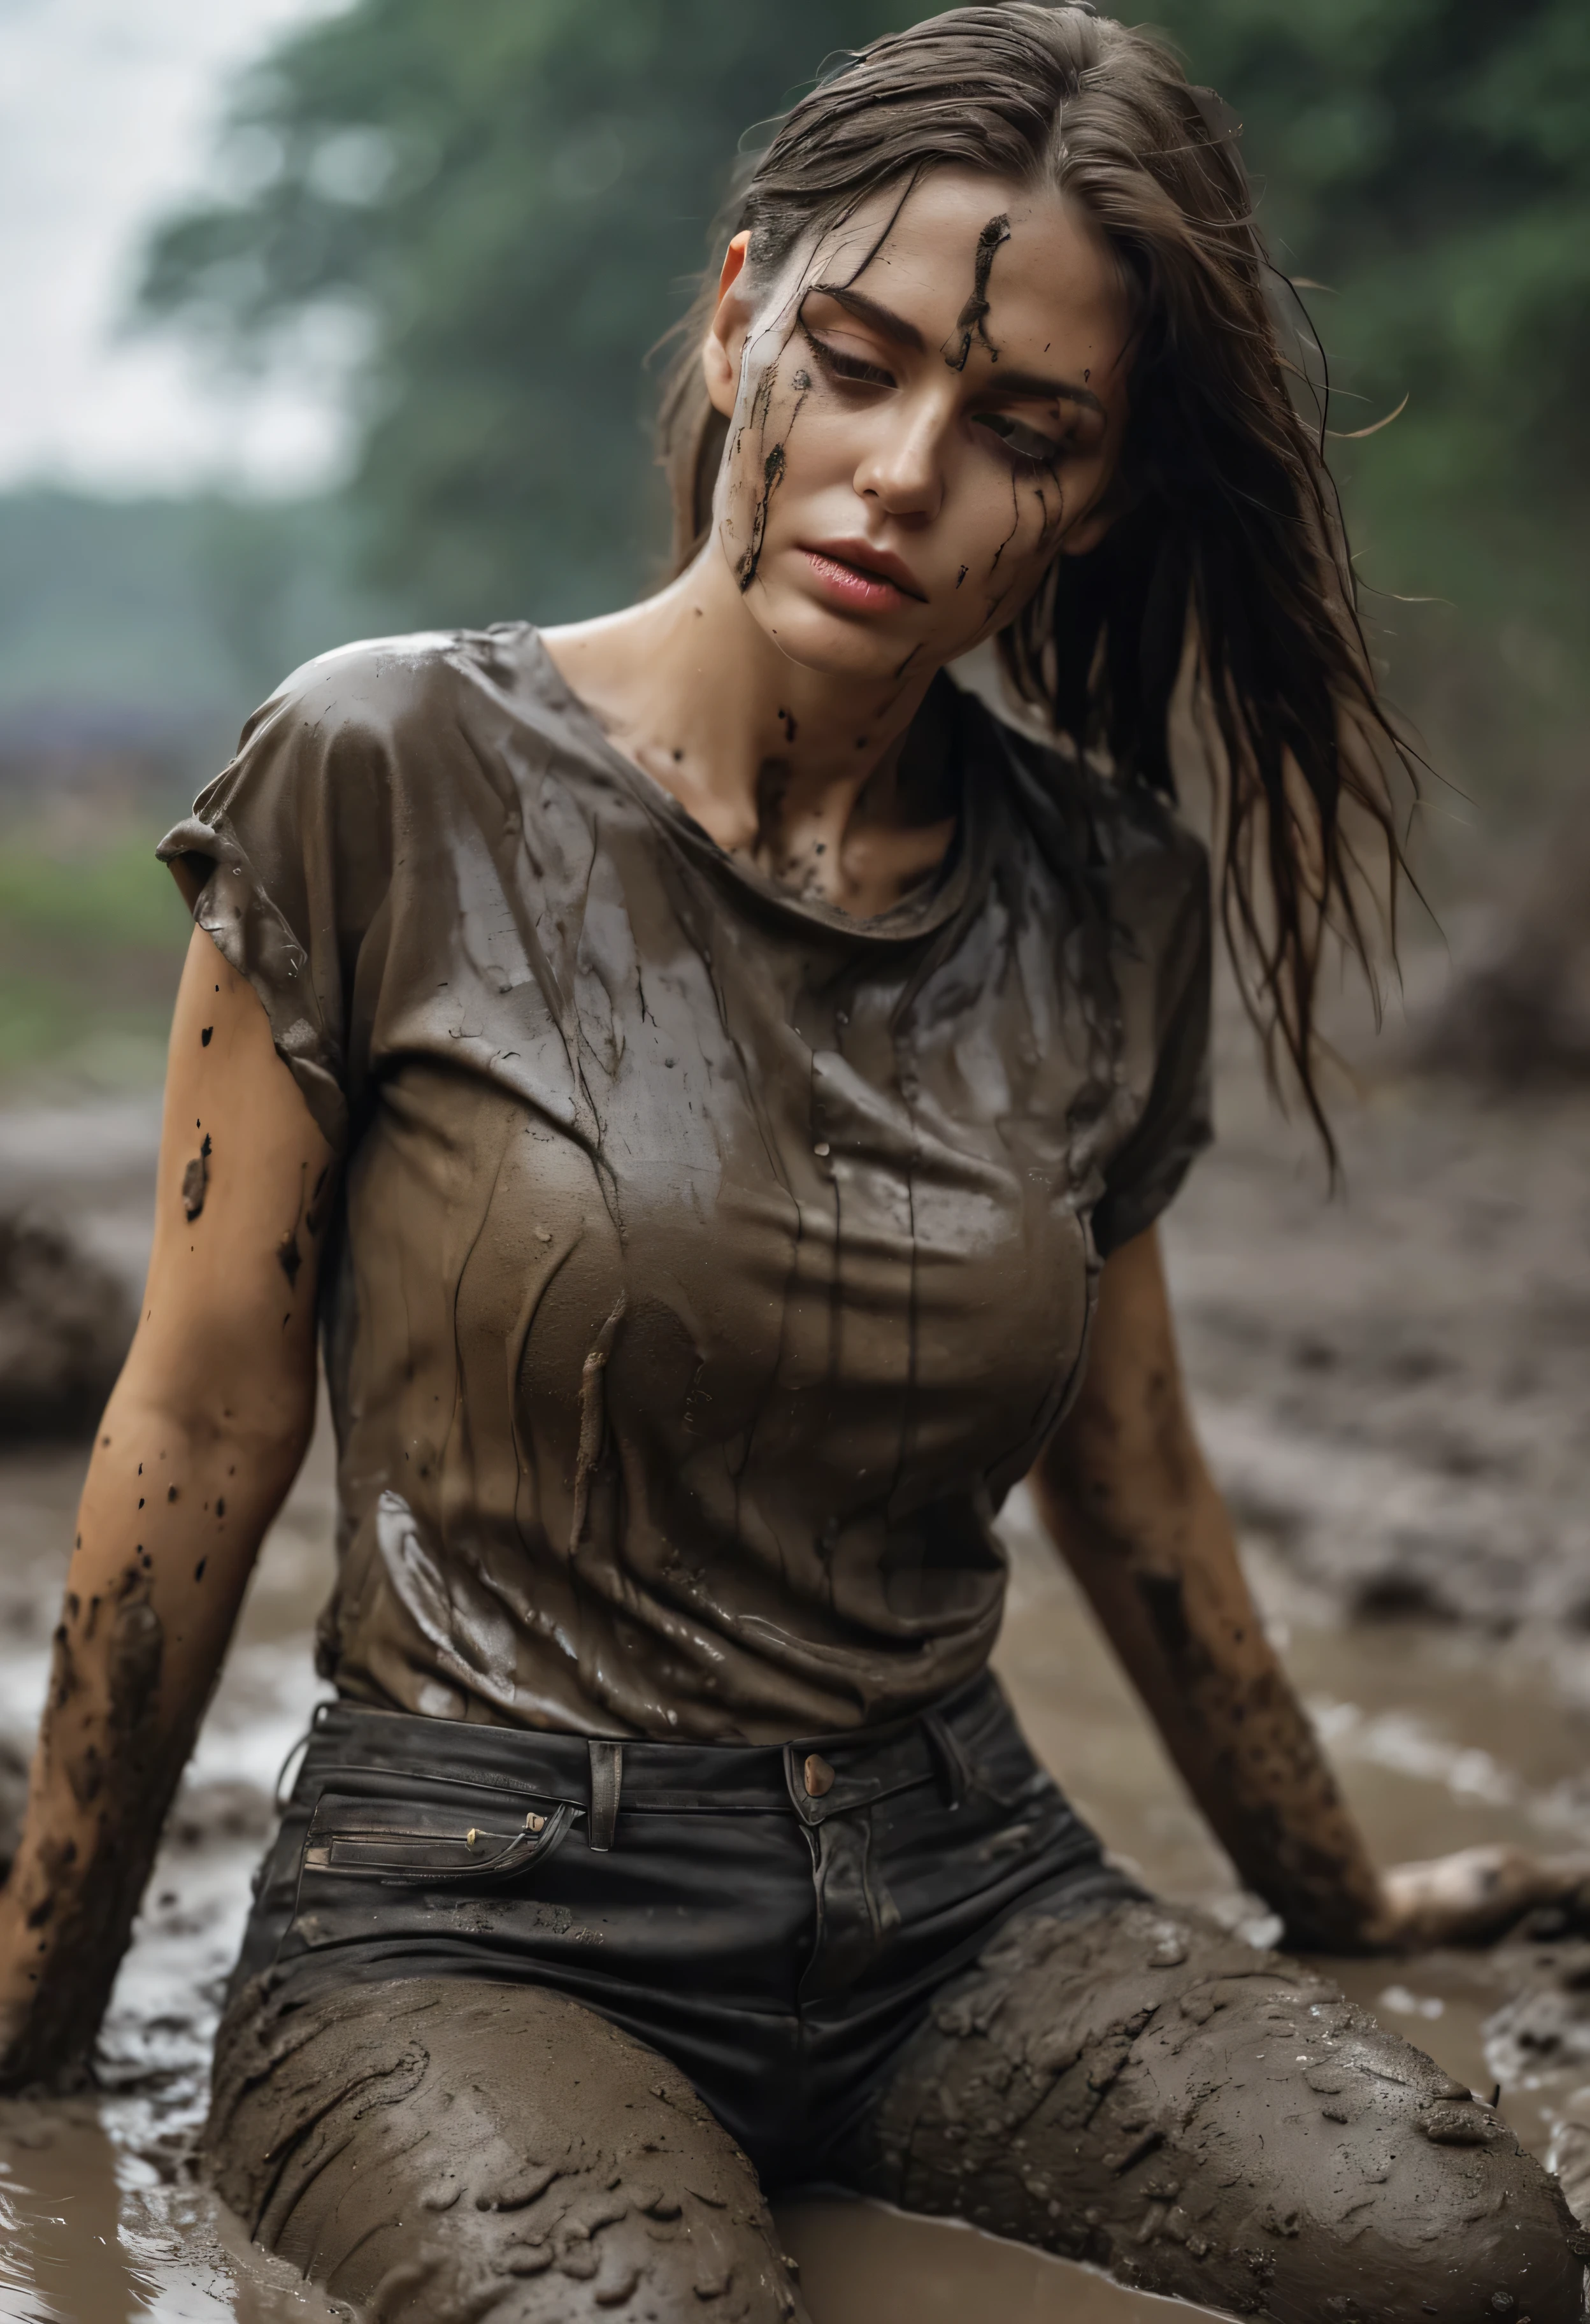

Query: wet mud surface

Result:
[3,1008,1590,2319]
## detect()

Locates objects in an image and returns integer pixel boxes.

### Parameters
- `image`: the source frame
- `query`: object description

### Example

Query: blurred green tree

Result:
[140,0,917,626]
[1147,0,1590,634]
[141,0,1587,642]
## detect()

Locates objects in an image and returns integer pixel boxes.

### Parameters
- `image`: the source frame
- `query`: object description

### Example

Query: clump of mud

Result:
[0,1208,136,1438]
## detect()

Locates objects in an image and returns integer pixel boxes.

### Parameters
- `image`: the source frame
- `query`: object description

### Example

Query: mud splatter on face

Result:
[733,356,813,596]
[734,444,787,594]
[943,214,1012,373]
[988,470,1022,579]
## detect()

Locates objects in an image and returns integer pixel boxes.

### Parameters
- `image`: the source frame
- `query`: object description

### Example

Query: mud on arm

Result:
[1029,1226,1389,1952]
[0,927,335,2089]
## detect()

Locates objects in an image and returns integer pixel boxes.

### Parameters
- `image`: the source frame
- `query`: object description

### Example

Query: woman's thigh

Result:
[838,1898,1586,2324]
[206,1975,805,2324]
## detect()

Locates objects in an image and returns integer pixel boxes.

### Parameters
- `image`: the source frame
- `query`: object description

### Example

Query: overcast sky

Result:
[0,0,349,497]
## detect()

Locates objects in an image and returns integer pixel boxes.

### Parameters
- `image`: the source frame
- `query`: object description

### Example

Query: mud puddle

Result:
[3,1433,1590,2322]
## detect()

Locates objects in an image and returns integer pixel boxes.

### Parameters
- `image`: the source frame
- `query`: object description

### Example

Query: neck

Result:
[543,545,956,915]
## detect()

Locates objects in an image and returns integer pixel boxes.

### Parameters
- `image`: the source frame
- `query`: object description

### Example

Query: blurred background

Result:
[1,0,1585,1102]
[1,3,1588,2318]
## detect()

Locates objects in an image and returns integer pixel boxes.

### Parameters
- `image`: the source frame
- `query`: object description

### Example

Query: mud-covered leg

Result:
[838,1900,1586,2324]
[206,1976,805,2324]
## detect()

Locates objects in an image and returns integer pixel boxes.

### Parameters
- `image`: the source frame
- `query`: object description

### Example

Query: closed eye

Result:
[801,324,897,391]
[973,410,1068,471]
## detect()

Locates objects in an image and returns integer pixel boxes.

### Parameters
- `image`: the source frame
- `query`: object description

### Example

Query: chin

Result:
[747,584,937,683]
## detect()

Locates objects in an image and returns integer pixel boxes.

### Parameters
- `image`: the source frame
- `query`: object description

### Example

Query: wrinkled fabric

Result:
[159,626,1210,1741]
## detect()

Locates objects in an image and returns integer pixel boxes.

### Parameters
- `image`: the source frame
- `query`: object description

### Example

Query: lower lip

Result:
[802,549,910,615]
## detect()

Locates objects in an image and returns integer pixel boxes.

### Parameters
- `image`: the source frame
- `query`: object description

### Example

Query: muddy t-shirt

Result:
[158,626,1210,1742]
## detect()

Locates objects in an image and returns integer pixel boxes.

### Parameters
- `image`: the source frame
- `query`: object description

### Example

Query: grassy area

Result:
[0,824,192,1090]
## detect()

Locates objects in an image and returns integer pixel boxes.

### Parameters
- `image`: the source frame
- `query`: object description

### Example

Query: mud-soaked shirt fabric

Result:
[157,625,1211,1743]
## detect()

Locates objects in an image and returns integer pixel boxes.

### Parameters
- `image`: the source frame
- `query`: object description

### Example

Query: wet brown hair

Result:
[657,1,1417,1151]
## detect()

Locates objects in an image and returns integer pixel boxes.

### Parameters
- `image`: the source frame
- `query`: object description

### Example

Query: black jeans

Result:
[210,1681,1585,2324]
[231,1671,1129,2183]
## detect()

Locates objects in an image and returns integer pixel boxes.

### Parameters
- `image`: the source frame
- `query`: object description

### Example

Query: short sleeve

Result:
[1089,814,1214,1259]
[155,643,399,1155]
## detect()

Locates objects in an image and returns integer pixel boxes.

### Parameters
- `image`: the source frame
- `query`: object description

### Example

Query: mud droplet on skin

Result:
[182,1153,208,1222]
[201,1026,213,1046]
[278,1231,303,1289]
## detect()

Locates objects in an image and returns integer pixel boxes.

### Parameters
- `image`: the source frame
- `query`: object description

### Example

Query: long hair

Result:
[656,2,1417,1152]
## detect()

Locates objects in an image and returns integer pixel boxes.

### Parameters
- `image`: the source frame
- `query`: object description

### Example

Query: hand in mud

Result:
[1372,1846,1590,1950]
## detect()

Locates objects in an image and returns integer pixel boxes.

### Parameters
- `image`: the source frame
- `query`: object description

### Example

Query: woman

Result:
[0,8,1582,2320]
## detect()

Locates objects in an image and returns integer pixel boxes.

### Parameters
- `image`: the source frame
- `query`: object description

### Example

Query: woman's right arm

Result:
[0,925,336,2090]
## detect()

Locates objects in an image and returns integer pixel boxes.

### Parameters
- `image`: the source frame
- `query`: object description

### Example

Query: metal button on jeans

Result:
[803,1753,835,1798]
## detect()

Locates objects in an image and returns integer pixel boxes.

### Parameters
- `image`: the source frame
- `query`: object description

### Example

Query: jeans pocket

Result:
[301,1790,574,1888]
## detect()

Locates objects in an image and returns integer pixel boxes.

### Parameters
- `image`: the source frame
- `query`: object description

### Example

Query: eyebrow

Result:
[809,280,926,353]
[989,366,1105,416]
[806,281,1104,414]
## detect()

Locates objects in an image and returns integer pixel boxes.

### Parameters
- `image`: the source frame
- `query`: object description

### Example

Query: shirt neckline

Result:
[520,626,991,946]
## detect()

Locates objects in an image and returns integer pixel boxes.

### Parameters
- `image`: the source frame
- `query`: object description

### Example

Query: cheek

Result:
[952,455,1068,606]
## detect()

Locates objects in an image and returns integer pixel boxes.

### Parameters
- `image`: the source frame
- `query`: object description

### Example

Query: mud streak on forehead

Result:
[944,215,1012,374]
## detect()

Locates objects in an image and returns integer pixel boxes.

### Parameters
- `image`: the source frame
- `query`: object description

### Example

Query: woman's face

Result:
[703,167,1133,685]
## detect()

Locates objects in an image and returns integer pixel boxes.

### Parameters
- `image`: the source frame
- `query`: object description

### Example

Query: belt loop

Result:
[923,1710,971,1810]
[587,1740,624,1851]
[273,1723,317,1812]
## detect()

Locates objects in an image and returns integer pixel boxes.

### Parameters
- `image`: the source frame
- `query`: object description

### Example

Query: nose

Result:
[852,389,947,523]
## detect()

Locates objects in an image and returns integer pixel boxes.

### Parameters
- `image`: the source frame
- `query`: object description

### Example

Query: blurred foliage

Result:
[0,489,392,749]
[137,0,1589,650]
[0,828,191,1083]
[0,491,392,1088]
[140,0,922,626]
[1145,0,1590,640]
[0,834,194,954]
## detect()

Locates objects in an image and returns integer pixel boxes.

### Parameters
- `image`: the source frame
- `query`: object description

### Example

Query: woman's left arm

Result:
[1029,1225,1388,1949]
[1029,1225,1587,1952]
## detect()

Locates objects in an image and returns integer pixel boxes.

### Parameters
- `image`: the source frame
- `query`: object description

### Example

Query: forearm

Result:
[1033,1445,1384,1947]
[1032,1229,1387,1951]
[0,928,335,2089]
[0,1384,308,2088]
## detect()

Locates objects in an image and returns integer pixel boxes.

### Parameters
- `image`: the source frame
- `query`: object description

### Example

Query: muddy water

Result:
[3,1414,1589,2323]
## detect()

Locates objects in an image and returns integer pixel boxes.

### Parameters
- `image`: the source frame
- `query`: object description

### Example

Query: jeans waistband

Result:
[299,1670,1006,1848]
